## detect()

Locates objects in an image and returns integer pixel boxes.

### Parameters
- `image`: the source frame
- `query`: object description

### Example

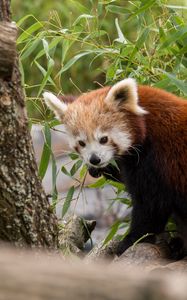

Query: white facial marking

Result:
[66,127,133,168]
[83,141,113,167]
[110,128,132,153]
[65,128,86,149]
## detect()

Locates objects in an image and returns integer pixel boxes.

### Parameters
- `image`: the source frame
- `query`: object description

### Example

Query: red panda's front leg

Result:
[116,201,171,256]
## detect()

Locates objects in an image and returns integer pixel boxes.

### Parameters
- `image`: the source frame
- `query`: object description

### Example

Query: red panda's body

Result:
[112,86,187,256]
[138,85,187,195]
[43,79,187,257]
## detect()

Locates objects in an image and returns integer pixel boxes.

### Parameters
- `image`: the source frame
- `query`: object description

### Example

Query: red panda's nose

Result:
[89,154,101,166]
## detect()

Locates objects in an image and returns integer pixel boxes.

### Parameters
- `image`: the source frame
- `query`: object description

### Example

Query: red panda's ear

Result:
[58,94,77,104]
[43,92,68,120]
[105,78,147,115]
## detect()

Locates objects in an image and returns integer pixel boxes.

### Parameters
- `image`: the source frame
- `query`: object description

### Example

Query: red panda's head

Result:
[43,78,147,168]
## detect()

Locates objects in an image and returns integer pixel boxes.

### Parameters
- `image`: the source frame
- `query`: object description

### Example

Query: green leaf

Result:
[17,22,43,44]
[51,152,58,203]
[80,164,88,179]
[61,40,70,64]
[35,36,63,60]
[132,0,155,17]
[159,26,187,50]
[132,233,154,249]
[164,5,187,10]
[161,71,187,95]
[62,186,75,218]
[34,60,56,86]
[106,5,130,15]
[16,14,40,27]
[103,220,121,245]
[69,153,80,160]
[48,119,61,128]
[61,166,70,177]
[135,28,150,49]
[42,38,50,60]
[88,177,106,188]
[58,51,90,76]
[37,58,55,97]
[73,14,95,26]
[21,38,41,60]
[38,123,51,179]
[70,160,83,176]
[107,180,125,193]
[128,28,149,62]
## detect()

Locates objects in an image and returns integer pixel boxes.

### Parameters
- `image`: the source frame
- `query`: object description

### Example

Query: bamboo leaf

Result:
[17,22,43,43]
[61,166,70,177]
[42,38,50,60]
[103,220,121,245]
[35,36,63,60]
[57,51,91,76]
[51,152,58,203]
[128,28,149,62]
[34,60,56,86]
[73,14,95,26]
[88,177,106,188]
[21,38,41,60]
[69,153,80,160]
[161,71,187,95]
[159,26,187,50]
[106,5,130,15]
[107,180,125,193]
[62,186,75,218]
[38,123,51,179]
[70,160,82,176]
[80,165,88,179]
[37,58,55,97]
[132,0,155,17]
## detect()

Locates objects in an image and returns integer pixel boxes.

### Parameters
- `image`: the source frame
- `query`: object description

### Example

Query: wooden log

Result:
[1,247,187,299]
[0,22,17,78]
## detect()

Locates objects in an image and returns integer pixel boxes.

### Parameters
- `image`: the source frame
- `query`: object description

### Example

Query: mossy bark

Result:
[0,0,58,247]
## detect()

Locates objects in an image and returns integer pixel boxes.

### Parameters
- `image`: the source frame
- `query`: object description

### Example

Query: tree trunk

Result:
[0,0,58,247]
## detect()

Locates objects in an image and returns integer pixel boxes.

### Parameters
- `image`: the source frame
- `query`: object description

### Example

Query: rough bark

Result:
[0,22,17,78]
[0,0,58,247]
[1,247,187,300]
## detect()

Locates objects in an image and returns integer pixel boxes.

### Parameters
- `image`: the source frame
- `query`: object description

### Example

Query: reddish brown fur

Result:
[138,85,187,194]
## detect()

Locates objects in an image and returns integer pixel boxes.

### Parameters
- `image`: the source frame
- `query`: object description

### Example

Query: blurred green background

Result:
[11,0,187,120]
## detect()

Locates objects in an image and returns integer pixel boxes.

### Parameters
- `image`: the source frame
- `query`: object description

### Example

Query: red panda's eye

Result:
[99,136,108,144]
[78,140,86,147]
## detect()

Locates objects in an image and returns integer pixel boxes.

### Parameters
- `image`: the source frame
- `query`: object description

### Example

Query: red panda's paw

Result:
[88,167,103,178]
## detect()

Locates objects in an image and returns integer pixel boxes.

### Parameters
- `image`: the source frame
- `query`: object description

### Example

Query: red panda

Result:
[43,78,187,257]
